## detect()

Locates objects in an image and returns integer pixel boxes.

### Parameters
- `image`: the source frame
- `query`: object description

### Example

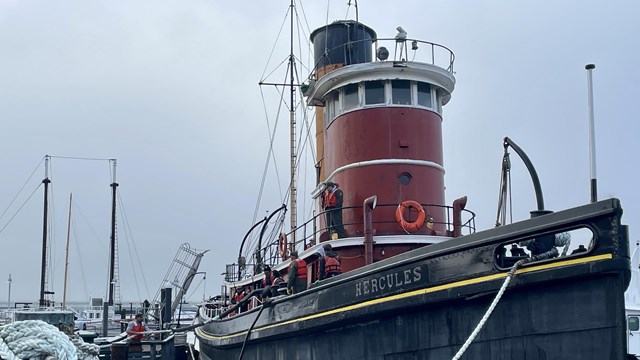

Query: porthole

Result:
[399,172,412,185]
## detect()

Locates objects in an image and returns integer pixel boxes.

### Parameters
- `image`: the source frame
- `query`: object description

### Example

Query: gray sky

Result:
[1,0,639,303]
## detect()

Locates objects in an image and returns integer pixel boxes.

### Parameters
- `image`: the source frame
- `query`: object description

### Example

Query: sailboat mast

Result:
[39,156,51,307]
[289,0,297,247]
[108,159,118,306]
[62,193,72,308]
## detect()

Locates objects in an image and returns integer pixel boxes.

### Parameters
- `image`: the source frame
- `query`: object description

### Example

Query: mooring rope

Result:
[0,320,100,360]
[451,247,559,360]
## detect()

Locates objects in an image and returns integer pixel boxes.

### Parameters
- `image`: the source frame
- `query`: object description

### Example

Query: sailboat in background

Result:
[0,155,124,335]
[13,156,76,334]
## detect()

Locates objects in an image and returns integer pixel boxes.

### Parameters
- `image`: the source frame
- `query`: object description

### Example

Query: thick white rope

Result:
[69,336,100,360]
[0,337,18,360]
[451,248,559,360]
[0,320,100,360]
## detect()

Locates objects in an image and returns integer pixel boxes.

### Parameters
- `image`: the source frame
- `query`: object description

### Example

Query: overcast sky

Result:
[1,0,639,304]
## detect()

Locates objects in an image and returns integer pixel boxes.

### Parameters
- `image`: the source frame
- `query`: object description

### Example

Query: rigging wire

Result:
[0,156,44,222]
[253,86,286,225]
[508,165,513,224]
[67,198,110,301]
[293,7,312,75]
[119,195,143,303]
[344,0,351,19]
[297,0,313,44]
[260,7,292,81]
[72,202,107,251]
[117,190,151,301]
[260,57,290,85]
[71,216,90,300]
[294,66,317,161]
[48,155,114,161]
[251,88,314,257]
[47,163,57,297]
[0,183,42,235]
[185,278,205,301]
[495,151,510,227]
[302,119,308,226]
[324,0,331,62]
[253,65,292,225]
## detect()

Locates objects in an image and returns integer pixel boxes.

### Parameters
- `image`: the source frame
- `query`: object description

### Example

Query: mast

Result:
[108,159,118,306]
[39,155,51,307]
[62,193,72,308]
[289,0,297,247]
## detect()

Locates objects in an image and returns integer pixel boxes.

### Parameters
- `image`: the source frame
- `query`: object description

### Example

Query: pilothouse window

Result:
[324,91,338,127]
[343,84,359,111]
[392,80,411,105]
[365,81,385,105]
[417,82,432,108]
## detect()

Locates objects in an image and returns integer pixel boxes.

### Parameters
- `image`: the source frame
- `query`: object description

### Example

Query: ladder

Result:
[148,243,208,321]
[112,220,121,305]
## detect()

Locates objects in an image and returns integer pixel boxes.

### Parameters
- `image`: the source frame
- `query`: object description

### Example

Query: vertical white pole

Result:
[7,274,11,310]
[585,64,597,203]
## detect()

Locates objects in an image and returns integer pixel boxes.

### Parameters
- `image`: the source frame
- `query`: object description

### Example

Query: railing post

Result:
[150,342,157,358]
[431,43,435,65]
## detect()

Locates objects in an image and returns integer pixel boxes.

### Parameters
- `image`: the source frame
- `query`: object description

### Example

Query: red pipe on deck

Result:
[452,196,468,238]
[363,195,378,265]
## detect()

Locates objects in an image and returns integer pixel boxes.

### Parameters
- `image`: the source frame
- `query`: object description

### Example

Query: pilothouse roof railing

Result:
[309,37,455,82]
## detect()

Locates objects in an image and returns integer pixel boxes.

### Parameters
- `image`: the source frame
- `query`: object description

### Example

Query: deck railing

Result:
[311,37,455,77]
[226,203,475,282]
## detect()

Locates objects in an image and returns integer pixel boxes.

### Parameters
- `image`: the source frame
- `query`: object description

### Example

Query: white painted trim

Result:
[313,235,451,249]
[307,61,455,107]
[311,159,445,198]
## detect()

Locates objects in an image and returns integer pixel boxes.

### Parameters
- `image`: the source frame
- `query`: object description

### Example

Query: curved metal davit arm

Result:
[237,217,268,281]
[256,204,288,269]
[503,137,547,216]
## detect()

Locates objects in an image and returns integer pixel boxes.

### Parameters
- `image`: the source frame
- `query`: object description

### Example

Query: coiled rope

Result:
[451,247,559,360]
[0,320,100,360]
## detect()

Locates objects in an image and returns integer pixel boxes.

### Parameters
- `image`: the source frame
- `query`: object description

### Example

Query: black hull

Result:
[196,199,630,359]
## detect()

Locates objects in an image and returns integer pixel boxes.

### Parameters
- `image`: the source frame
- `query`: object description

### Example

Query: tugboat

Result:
[193,4,631,360]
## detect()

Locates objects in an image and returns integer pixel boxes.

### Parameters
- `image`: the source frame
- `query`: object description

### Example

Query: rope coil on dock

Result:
[0,320,99,360]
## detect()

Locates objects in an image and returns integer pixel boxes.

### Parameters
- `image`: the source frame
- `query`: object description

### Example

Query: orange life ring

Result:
[278,232,288,261]
[395,200,426,232]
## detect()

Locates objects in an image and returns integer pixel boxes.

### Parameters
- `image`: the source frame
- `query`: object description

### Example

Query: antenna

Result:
[585,64,597,203]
